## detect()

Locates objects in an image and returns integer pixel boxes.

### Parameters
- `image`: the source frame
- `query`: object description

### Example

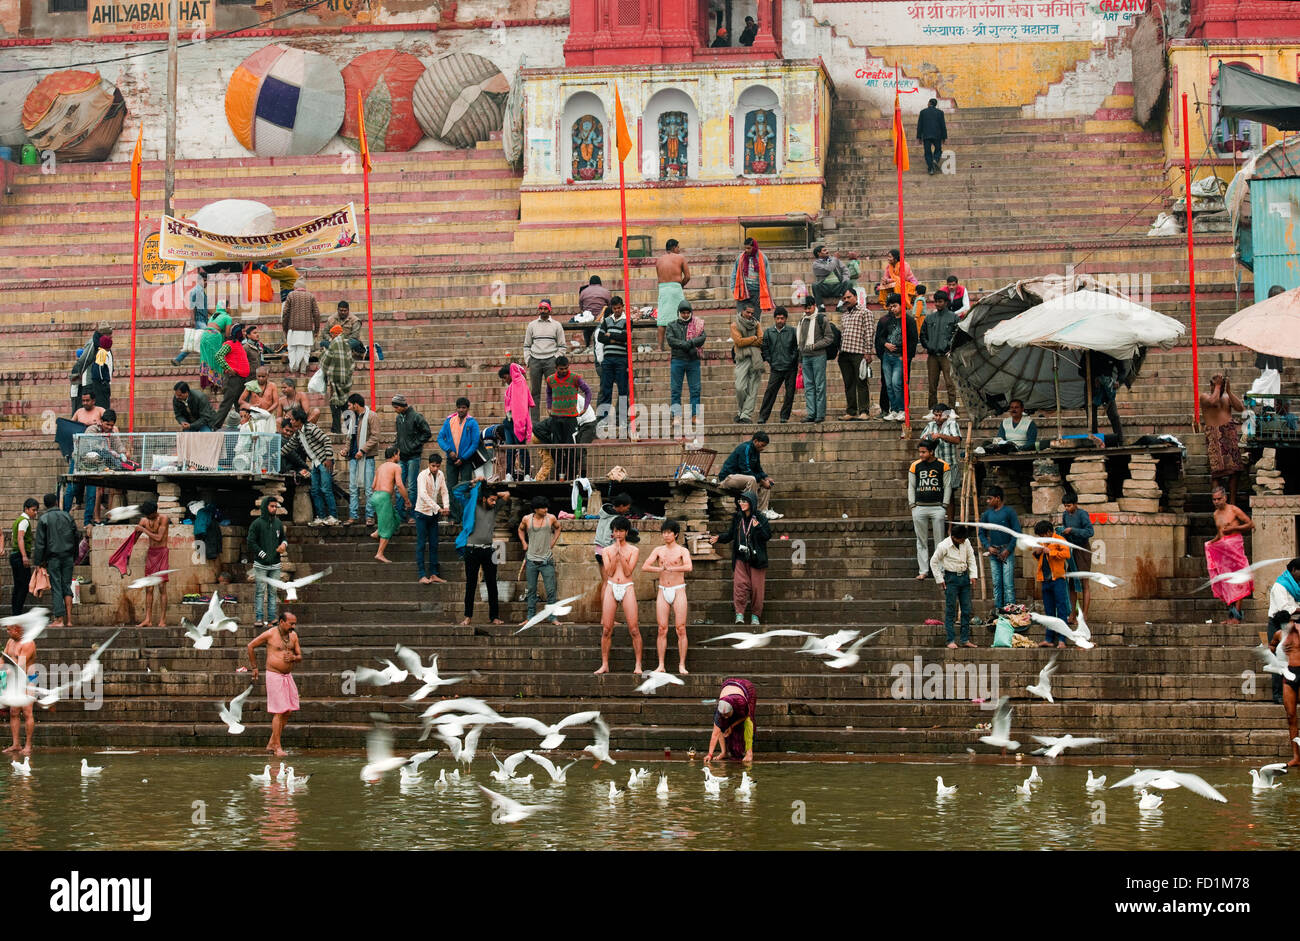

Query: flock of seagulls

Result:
[934,762,1268,808]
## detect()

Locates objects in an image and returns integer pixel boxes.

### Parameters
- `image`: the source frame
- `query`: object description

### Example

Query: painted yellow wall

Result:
[889,42,1095,107]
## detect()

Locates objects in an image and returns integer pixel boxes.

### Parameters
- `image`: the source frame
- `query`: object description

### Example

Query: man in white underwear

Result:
[595,517,643,675]
[642,518,692,674]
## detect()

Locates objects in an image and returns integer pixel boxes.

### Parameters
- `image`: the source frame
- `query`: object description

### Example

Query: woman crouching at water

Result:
[705,677,756,763]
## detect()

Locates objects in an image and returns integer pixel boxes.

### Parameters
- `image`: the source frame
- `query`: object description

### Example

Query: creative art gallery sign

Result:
[88,0,215,36]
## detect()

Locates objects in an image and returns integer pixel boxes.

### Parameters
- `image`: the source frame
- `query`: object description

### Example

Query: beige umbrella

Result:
[1214,286,1300,359]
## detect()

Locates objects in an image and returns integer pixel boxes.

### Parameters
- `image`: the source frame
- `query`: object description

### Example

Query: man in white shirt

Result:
[523,300,566,423]
[998,398,1038,450]
[930,523,979,649]
[414,453,450,584]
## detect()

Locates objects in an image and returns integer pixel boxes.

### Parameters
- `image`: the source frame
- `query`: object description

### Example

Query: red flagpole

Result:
[363,178,375,405]
[895,68,910,432]
[1181,92,1201,428]
[619,158,635,437]
[128,163,142,434]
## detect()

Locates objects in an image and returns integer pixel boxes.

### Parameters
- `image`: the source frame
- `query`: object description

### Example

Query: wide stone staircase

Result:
[0,110,1289,761]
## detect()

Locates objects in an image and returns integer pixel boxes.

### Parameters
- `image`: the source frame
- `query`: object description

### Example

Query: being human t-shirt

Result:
[911,458,948,505]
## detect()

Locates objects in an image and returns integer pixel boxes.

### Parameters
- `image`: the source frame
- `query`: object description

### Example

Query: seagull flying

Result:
[501,709,601,749]
[490,750,535,782]
[635,672,686,695]
[106,504,143,522]
[1031,734,1107,758]
[526,752,579,784]
[1196,557,1290,592]
[968,520,1087,555]
[393,646,467,700]
[436,725,486,769]
[219,685,255,734]
[1250,763,1288,791]
[128,570,179,590]
[1026,655,1059,703]
[195,594,238,638]
[704,629,816,649]
[1254,634,1297,683]
[978,697,1021,751]
[254,566,333,602]
[479,783,551,824]
[80,758,103,777]
[819,629,887,670]
[354,659,409,687]
[1029,612,1095,649]
[181,618,216,650]
[1,608,50,644]
[515,594,583,633]
[1110,769,1227,803]
[1062,571,1125,589]
[798,629,862,657]
[582,715,616,766]
[361,714,411,782]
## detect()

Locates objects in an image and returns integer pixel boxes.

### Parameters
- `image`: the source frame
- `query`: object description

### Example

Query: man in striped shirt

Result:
[283,407,338,525]
[545,356,591,479]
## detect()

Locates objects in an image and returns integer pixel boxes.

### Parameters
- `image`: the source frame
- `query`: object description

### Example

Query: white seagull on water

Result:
[1250,763,1288,791]
[478,783,551,823]
[1086,770,1106,790]
[935,776,958,797]
[526,752,579,784]
[490,750,535,782]
[80,758,103,777]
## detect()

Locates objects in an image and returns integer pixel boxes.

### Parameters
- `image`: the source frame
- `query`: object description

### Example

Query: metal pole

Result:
[164,0,178,217]
[1182,92,1202,429]
[1053,351,1063,441]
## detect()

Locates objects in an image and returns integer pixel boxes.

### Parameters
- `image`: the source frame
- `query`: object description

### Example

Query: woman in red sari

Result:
[705,677,756,762]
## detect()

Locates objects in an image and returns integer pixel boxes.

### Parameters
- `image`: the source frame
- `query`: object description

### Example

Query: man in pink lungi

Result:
[247,611,302,756]
[1206,486,1255,626]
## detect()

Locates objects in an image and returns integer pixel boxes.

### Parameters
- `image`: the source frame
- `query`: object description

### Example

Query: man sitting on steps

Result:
[719,432,780,520]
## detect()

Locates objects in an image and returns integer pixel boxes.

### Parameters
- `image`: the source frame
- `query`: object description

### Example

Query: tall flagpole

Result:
[128,124,143,433]
[894,68,910,433]
[358,92,376,405]
[614,85,636,437]
[1181,92,1201,429]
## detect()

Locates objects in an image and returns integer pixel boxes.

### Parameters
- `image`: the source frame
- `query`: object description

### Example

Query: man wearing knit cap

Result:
[523,300,565,424]
[391,394,432,524]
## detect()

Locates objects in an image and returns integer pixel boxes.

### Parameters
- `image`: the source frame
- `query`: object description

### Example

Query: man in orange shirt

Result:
[1032,519,1072,648]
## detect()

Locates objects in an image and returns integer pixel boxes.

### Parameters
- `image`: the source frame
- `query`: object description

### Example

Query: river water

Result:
[0,753,1292,850]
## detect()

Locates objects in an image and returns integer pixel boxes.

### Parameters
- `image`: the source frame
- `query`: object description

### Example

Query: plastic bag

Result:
[307,369,326,394]
[859,357,870,381]
[992,616,1014,648]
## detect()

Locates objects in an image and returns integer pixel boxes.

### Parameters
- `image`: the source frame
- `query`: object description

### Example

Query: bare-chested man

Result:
[247,611,302,757]
[1200,374,1246,506]
[278,377,319,425]
[239,365,281,420]
[595,516,642,675]
[3,623,35,756]
[135,500,170,627]
[1271,611,1300,766]
[654,238,690,351]
[642,518,692,674]
[1208,485,1255,625]
[370,446,409,563]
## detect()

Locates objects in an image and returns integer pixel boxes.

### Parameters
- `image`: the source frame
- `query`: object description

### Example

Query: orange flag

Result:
[356,91,373,174]
[892,81,909,173]
[614,84,633,164]
[130,123,142,200]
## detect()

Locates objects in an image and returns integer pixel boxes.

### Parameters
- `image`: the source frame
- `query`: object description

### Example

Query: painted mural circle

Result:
[412,53,509,149]
[340,49,426,154]
[225,44,346,157]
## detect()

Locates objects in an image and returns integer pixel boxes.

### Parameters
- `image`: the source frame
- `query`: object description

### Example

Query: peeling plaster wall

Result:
[2,27,566,161]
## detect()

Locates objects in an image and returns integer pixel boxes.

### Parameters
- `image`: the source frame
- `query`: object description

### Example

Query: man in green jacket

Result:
[32,493,78,627]
[247,495,287,628]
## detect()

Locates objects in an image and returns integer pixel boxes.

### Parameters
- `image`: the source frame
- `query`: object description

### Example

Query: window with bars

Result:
[617,0,640,28]
[49,0,87,12]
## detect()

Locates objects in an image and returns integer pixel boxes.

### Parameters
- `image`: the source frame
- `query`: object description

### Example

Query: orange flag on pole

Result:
[356,91,373,174]
[614,84,633,164]
[129,123,143,199]
[892,82,909,173]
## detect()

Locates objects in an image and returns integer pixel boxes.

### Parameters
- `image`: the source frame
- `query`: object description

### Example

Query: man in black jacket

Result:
[595,295,630,426]
[758,307,799,424]
[920,289,960,407]
[874,293,918,422]
[32,493,78,626]
[172,381,217,432]
[391,394,432,523]
[916,98,948,175]
[710,491,772,626]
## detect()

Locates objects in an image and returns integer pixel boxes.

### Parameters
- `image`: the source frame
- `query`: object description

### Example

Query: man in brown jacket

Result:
[731,300,763,424]
[319,300,365,359]
[342,392,384,525]
[282,281,321,374]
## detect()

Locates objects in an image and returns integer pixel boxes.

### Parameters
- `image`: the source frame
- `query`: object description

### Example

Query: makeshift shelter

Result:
[22,70,126,162]
[1218,63,1300,131]
[225,44,345,157]
[412,53,509,149]
[340,50,426,153]
[951,276,1163,426]
[1214,284,1300,360]
[0,76,37,148]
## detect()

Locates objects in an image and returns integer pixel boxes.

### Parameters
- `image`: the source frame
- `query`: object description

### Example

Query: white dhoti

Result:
[287,329,313,372]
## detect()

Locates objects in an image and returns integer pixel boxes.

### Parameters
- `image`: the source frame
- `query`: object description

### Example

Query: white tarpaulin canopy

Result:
[984,290,1186,360]
[188,199,277,236]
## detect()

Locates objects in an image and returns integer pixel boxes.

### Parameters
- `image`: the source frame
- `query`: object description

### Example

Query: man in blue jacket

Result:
[437,396,482,492]
[719,432,779,519]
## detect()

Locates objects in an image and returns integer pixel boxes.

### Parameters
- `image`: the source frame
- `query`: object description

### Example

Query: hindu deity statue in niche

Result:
[659,111,688,180]
[745,109,776,174]
[572,114,605,180]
